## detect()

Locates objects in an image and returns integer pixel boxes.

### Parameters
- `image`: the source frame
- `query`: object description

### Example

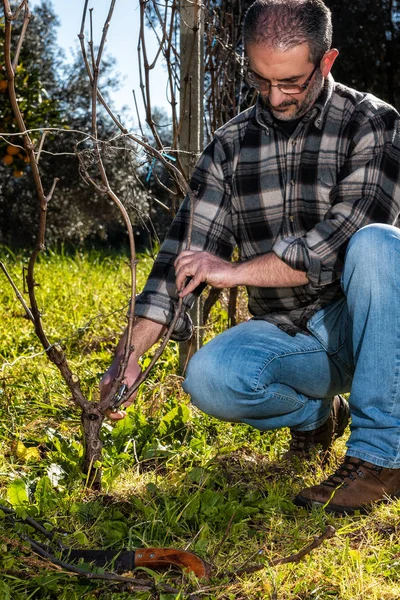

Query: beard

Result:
[262,70,324,121]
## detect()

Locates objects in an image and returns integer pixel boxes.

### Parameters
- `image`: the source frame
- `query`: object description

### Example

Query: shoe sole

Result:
[293,494,369,515]
[294,490,400,516]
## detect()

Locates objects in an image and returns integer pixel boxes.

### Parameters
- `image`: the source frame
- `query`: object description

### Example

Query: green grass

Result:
[1,247,400,599]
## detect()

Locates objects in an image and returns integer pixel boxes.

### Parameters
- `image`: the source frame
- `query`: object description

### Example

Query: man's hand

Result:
[175,250,309,294]
[99,318,166,421]
[174,250,238,297]
[100,359,141,421]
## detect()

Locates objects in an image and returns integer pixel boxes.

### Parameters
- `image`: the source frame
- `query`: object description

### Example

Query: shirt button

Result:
[290,179,295,186]
[289,215,295,222]
[292,139,297,146]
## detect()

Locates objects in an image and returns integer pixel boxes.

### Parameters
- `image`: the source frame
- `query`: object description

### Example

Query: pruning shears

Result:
[111,383,128,411]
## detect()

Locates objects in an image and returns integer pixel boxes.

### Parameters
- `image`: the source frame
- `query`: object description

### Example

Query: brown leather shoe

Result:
[283,395,350,462]
[294,456,400,514]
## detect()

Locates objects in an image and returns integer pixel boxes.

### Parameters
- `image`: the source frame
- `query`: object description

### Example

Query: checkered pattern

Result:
[135,75,400,338]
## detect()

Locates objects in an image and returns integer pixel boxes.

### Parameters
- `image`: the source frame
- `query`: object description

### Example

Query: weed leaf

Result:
[7,478,29,507]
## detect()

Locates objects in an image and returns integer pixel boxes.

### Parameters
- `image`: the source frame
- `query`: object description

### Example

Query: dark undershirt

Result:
[272,116,302,137]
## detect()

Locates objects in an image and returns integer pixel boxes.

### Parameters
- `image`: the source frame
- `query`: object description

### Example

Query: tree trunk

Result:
[81,407,104,490]
[179,0,205,373]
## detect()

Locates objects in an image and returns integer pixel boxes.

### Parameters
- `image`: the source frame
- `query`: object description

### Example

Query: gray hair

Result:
[243,0,332,64]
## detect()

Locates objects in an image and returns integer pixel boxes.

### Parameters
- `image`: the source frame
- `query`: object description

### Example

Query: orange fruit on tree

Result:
[0,79,8,91]
[6,145,20,155]
[2,154,13,165]
[13,170,24,178]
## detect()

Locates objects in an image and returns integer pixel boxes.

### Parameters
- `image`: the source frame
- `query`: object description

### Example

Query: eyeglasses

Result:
[246,63,320,95]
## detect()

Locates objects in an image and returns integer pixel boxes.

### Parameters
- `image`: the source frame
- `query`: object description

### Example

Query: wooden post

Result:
[179,0,204,374]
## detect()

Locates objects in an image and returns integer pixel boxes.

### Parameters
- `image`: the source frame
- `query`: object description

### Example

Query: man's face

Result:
[246,43,324,121]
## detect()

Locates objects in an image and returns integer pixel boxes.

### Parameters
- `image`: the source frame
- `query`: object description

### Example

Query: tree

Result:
[1,0,191,488]
[0,1,150,248]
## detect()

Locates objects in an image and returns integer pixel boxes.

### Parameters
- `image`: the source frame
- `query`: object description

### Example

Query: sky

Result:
[30,0,170,126]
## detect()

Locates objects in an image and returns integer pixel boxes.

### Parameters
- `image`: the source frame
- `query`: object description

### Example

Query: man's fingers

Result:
[102,361,141,422]
[175,264,200,294]
[176,262,204,295]
[175,253,211,293]
[105,394,135,421]
[99,368,115,392]
[175,261,191,291]
[99,370,115,403]
[174,251,208,278]
[106,408,127,421]
[174,257,197,287]
[101,371,111,385]
[173,250,196,268]
[178,275,202,297]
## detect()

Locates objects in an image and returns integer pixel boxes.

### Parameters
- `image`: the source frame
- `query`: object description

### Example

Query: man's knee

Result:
[343,223,400,286]
[183,347,210,397]
[183,344,225,416]
[183,333,254,421]
[345,223,400,267]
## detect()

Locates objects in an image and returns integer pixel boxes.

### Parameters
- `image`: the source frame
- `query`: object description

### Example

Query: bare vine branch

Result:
[2,0,92,414]
[0,262,34,322]
[1,0,253,488]
[227,526,337,578]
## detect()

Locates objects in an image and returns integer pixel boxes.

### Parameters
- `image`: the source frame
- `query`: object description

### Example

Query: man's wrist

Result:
[230,260,248,287]
[114,352,140,370]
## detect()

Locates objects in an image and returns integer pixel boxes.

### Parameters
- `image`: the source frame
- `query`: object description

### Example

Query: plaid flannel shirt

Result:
[135,75,400,338]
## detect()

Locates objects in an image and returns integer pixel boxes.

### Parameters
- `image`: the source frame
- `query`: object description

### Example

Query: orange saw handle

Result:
[64,547,211,579]
[134,547,211,578]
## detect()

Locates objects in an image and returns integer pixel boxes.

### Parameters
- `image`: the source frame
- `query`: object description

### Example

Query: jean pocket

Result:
[307,298,348,355]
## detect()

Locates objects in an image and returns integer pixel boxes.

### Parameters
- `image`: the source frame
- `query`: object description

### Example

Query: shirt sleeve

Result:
[134,134,236,340]
[273,111,400,286]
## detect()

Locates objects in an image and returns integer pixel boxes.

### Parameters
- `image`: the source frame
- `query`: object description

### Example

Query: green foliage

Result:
[1,248,400,599]
[7,479,29,507]
[0,2,153,248]
[0,3,65,175]
[0,4,63,130]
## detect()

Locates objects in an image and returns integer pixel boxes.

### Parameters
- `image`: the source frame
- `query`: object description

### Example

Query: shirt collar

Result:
[254,74,335,131]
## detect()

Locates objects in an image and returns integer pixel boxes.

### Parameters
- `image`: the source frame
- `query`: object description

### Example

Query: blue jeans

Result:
[183,224,400,468]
